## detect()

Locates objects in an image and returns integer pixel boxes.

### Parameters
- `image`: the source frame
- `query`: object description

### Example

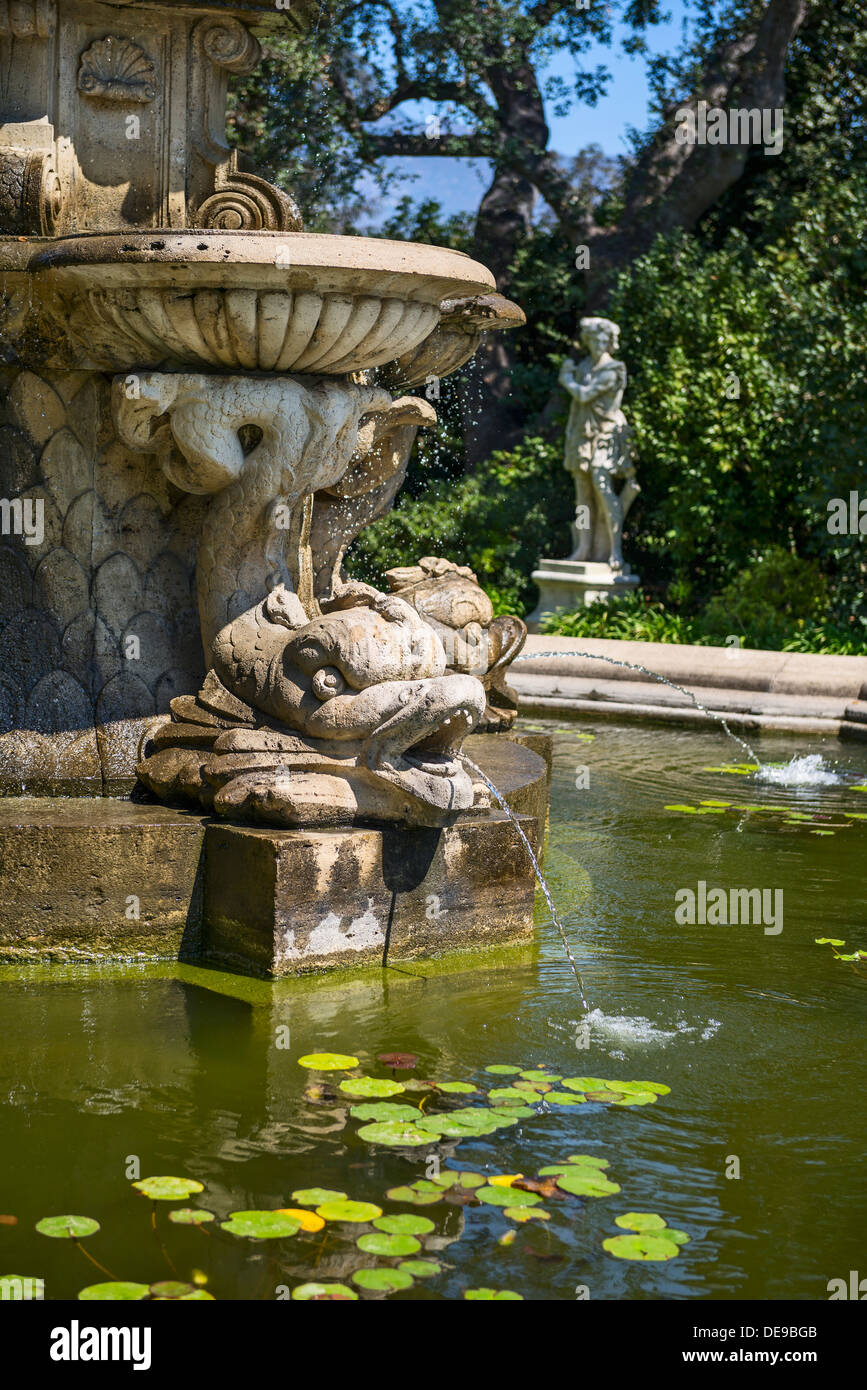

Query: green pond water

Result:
[1,722,866,1301]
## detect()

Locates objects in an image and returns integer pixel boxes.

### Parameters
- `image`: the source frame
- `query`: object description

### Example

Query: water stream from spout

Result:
[461,753,590,1012]
[513,649,762,766]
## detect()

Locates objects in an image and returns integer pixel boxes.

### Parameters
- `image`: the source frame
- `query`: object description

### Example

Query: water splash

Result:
[756,753,842,786]
[461,753,590,1012]
[514,649,761,766]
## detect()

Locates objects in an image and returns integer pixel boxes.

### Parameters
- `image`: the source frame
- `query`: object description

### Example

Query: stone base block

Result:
[0,733,549,973]
[202,810,539,977]
[527,558,640,629]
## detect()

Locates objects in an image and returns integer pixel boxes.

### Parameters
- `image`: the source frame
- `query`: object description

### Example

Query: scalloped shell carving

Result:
[78,35,157,104]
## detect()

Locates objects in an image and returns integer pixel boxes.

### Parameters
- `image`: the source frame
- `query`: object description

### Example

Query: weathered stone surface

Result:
[202,810,538,978]
[0,798,206,961]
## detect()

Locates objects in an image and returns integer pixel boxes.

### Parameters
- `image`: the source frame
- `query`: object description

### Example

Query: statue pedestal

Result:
[526,558,640,630]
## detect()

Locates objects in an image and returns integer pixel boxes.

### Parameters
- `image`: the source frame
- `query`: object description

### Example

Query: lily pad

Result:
[297,1053,359,1071]
[350,1102,417,1123]
[292,1187,347,1206]
[520,1070,561,1084]
[316,1199,383,1223]
[585,1090,625,1104]
[78,1282,149,1301]
[132,1176,204,1202]
[150,1280,196,1299]
[603,1233,680,1261]
[356,1232,421,1257]
[434,1081,478,1094]
[490,1104,536,1119]
[477,1185,541,1208]
[488,1087,540,1105]
[613,1091,658,1106]
[340,1076,405,1098]
[221,1210,300,1239]
[815,938,845,947]
[275,1208,326,1232]
[546,1090,587,1105]
[36,1215,100,1239]
[385,1186,441,1207]
[556,1170,620,1197]
[377,1052,418,1070]
[357,1120,431,1147]
[504,1207,550,1223]
[657,1228,691,1245]
[560,1077,610,1092]
[178,1290,215,1300]
[399,1259,441,1278]
[352,1267,415,1292]
[374,1214,435,1236]
[464,1287,523,1300]
[484,1065,522,1075]
[615,1212,667,1231]
[167,1208,214,1226]
[292,1282,358,1300]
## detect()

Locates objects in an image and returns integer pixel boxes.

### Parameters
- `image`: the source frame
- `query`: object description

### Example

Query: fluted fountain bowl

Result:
[21,230,498,375]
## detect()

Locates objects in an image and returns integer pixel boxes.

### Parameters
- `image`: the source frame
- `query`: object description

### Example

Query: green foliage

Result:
[347,436,571,616]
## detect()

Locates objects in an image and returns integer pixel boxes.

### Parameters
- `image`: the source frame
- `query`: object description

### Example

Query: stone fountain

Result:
[0,0,547,975]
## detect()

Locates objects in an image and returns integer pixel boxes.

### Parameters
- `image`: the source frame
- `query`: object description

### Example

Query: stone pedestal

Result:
[526,558,640,630]
[0,734,550,973]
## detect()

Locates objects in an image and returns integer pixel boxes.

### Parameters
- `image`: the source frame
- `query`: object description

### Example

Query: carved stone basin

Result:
[24,230,497,374]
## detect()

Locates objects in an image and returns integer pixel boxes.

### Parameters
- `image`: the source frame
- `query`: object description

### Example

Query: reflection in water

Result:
[0,722,865,1300]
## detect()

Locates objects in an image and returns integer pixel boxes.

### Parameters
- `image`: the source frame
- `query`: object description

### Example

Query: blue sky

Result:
[369,1,692,223]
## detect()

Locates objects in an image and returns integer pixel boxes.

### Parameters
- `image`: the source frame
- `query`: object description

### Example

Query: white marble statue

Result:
[559,316,640,572]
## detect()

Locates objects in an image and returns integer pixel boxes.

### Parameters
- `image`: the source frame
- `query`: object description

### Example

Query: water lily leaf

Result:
[488,1087,540,1105]
[477,1185,541,1208]
[603,1233,679,1261]
[851,784,867,792]
[36,1215,100,1239]
[291,1187,347,1206]
[512,1080,551,1094]
[292,1282,358,1301]
[464,1287,523,1300]
[401,1078,433,1092]
[385,1186,441,1207]
[626,1082,670,1096]
[179,1290,216,1300]
[613,1091,658,1106]
[656,1228,691,1245]
[220,1210,300,1239]
[78,1282,149,1300]
[340,1076,405,1098]
[356,1232,421,1257]
[132,1176,203,1201]
[538,1156,609,1175]
[585,1090,625,1104]
[455,1171,486,1188]
[316,1200,383,1223]
[357,1120,431,1147]
[700,801,732,808]
[350,1102,417,1122]
[168,1208,215,1226]
[377,1052,418,1070]
[374,1214,435,1235]
[399,1260,441,1278]
[434,1081,478,1094]
[519,1070,561,1084]
[556,1171,620,1197]
[490,1104,536,1118]
[504,1206,550,1223]
[352,1267,415,1292]
[275,1208,325,1232]
[297,1053,359,1071]
[664,804,699,813]
[615,1212,667,1231]
[815,938,845,946]
[484,1065,522,1075]
[0,1275,43,1300]
[546,1090,587,1105]
[561,1077,610,1092]
[150,1280,196,1299]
